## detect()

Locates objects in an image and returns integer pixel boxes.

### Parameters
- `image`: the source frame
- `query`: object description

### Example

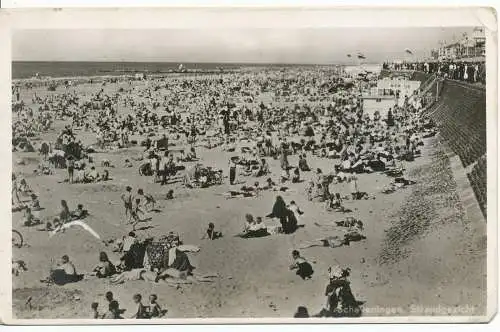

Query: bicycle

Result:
[12,229,24,248]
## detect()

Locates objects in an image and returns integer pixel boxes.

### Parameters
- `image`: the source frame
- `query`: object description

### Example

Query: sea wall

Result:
[428,79,487,218]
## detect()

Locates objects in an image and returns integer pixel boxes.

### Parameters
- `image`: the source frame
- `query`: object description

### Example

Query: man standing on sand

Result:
[121,186,133,223]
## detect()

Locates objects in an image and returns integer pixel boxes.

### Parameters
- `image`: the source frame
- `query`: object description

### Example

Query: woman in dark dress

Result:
[266,195,289,232]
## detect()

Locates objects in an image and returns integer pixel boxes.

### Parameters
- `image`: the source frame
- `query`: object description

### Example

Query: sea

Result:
[12,61,382,79]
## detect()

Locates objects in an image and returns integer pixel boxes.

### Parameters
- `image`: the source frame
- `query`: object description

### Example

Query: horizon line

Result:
[12,60,385,65]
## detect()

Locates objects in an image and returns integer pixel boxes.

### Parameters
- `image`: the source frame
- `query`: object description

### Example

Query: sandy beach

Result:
[10,71,487,320]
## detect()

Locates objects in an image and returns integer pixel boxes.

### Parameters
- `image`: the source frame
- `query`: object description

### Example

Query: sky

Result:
[12,27,475,64]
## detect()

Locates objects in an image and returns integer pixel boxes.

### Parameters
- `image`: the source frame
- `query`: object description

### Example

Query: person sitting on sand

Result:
[184,147,198,161]
[289,250,314,280]
[147,294,166,318]
[18,178,33,195]
[201,222,222,240]
[100,169,110,181]
[124,159,133,168]
[28,193,41,211]
[86,166,99,183]
[239,215,269,238]
[298,154,311,172]
[102,300,123,319]
[130,294,149,319]
[262,178,276,190]
[288,200,304,225]
[325,193,348,212]
[92,251,117,278]
[255,158,270,177]
[22,207,40,227]
[59,200,71,224]
[71,204,89,220]
[294,306,310,318]
[166,189,174,200]
[154,238,201,282]
[137,189,156,211]
[43,255,82,286]
[267,196,296,234]
[243,213,255,232]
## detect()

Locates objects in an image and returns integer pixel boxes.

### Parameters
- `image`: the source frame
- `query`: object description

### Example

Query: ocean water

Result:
[12,61,341,79]
[11,61,248,79]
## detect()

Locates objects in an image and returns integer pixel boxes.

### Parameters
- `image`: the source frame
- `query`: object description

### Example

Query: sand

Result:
[11,77,486,319]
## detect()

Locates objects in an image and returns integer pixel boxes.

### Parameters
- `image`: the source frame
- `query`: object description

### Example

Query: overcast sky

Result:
[13,27,474,63]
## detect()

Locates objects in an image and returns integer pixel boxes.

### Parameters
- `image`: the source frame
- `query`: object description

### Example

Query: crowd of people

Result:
[383,60,486,84]
[11,62,439,319]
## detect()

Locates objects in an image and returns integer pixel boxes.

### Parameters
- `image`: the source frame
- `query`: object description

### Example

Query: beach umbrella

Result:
[347,54,352,58]
[357,53,366,60]
[405,48,413,55]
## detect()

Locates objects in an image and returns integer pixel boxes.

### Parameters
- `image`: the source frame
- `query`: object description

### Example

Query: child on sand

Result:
[102,300,123,319]
[29,193,41,211]
[137,188,156,211]
[201,222,222,240]
[166,189,174,200]
[71,204,88,220]
[289,250,314,280]
[91,302,99,319]
[130,294,148,319]
[131,198,145,230]
[147,294,165,318]
[121,186,133,223]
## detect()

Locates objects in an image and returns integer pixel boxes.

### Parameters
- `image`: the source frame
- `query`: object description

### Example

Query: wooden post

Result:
[435,79,439,102]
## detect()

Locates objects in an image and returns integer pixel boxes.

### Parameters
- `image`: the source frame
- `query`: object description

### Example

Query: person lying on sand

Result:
[110,268,156,285]
[299,230,366,249]
[334,217,364,231]
[224,182,260,199]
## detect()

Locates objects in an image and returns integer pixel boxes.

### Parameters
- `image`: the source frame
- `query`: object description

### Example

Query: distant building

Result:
[431,49,439,60]
[436,27,485,61]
